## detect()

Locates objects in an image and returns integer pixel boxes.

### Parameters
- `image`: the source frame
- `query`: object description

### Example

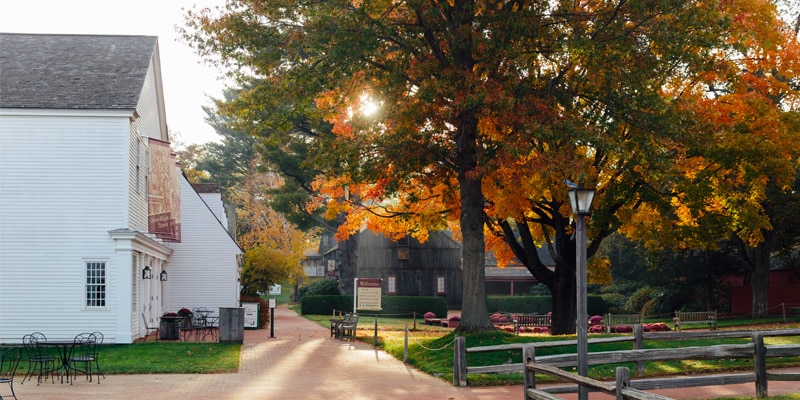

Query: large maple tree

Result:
[185,0,798,332]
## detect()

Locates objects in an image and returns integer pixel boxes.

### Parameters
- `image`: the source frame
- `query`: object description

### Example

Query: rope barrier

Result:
[372,318,455,351]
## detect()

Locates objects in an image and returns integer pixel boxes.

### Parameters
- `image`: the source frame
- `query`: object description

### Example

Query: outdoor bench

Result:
[602,313,643,333]
[673,310,717,331]
[513,314,551,335]
[336,314,359,341]
[331,313,357,338]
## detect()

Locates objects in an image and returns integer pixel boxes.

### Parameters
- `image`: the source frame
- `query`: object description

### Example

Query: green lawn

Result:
[14,341,241,375]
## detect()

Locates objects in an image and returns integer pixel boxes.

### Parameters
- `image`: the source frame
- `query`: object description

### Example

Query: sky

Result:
[1,0,228,145]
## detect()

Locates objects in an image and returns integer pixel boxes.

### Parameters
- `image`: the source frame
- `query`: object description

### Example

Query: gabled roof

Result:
[0,33,157,110]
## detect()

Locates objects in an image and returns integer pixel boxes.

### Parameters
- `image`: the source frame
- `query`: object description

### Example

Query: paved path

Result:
[11,306,800,399]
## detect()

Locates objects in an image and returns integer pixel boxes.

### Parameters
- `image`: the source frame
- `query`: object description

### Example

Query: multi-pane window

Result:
[397,237,409,260]
[86,261,106,307]
[387,276,397,294]
[436,276,446,295]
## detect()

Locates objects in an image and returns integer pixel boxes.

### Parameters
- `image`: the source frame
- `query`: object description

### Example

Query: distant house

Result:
[485,248,554,296]
[0,33,241,344]
[321,230,463,308]
[727,267,800,315]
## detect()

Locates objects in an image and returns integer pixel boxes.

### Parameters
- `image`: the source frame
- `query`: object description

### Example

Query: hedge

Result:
[487,295,608,315]
[301,295,448,318]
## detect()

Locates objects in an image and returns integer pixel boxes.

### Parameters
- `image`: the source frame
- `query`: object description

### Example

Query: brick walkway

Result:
[10,306,799,400]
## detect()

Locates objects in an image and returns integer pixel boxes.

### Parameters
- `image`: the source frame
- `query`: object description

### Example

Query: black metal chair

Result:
[0,346,22,399]
[68,333,99,384]
[90,332,105,379]
[21,332,55,385]
[141,313,159,342]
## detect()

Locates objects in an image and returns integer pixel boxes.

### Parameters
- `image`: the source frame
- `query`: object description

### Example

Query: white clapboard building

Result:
[0,33,242,343]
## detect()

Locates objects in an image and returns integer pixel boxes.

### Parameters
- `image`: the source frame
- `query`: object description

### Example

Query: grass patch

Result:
[17,342,241,375]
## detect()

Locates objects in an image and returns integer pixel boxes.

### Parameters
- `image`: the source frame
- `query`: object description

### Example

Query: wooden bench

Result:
[673,310,717,331]
[513,314,551,334]
[335,313,359,341]
[331,313,357,338]
[602,313,643,333]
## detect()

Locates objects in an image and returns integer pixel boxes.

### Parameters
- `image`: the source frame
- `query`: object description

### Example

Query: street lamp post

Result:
[568,185,595,400]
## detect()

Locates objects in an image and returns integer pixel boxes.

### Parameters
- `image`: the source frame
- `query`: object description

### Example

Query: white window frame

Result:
[387,275,397,295]
[436,276,446,295]
[85,260,107,308]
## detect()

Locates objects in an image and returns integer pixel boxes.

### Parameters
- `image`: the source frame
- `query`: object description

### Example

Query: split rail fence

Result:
[452,328,800,399]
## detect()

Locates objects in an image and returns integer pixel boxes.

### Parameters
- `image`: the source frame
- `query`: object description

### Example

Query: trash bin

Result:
[159,316,182,340]
[219,307,245,343]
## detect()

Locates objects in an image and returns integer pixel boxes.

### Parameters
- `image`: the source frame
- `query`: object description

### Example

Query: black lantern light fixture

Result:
[159,270,168,282]
[142,266,152,280]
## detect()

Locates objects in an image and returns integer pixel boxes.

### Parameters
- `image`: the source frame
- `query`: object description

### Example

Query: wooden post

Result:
[374,316,379,346]
[453,334,460,386]
[615,367,630,400]
[752,332,767,398]
[453,336,467,387]
[523,345,537,398]
[633,324,644,376]
[403,325,409,363]
[413,311,417,331]
[782,303,787,323]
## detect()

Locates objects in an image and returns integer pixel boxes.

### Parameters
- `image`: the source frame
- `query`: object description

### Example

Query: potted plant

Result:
[178,308,194,329]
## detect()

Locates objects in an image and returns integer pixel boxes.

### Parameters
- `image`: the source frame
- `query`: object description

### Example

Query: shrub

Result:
[300,295,447,317]
[449,315,460,321]
[295,279,341,303]
[424,312,436,320]
[487,295,608,315]
[626,286,656,313]
[177,308,193,316]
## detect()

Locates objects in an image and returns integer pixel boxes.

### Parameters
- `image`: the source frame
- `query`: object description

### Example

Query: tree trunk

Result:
[458,176,492,332]
[453,108,491,332]
[550,257,577,335]
[749,233,773,319]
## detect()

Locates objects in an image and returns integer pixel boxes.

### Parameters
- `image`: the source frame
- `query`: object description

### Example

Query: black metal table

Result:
[40,340,75,383]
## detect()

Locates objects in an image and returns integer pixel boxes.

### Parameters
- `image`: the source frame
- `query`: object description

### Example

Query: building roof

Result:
[191,183,221,194]
[0,33,157,110]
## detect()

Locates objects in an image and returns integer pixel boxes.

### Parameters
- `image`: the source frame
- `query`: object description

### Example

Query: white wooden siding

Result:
[199,192,229,231]
[164,176,241,312]
[0,111,132,343]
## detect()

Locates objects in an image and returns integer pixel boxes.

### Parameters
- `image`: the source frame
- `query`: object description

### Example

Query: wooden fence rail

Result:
[453,327,800,399]
[521,331,800,399]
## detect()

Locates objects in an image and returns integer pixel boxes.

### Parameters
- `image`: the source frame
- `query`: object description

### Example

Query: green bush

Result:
[296,279,340,303]
[300,295,447,317]
[487,295,608,315]
[600,293,628,314]
[626,286,655,313]
[487,296,552,314]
